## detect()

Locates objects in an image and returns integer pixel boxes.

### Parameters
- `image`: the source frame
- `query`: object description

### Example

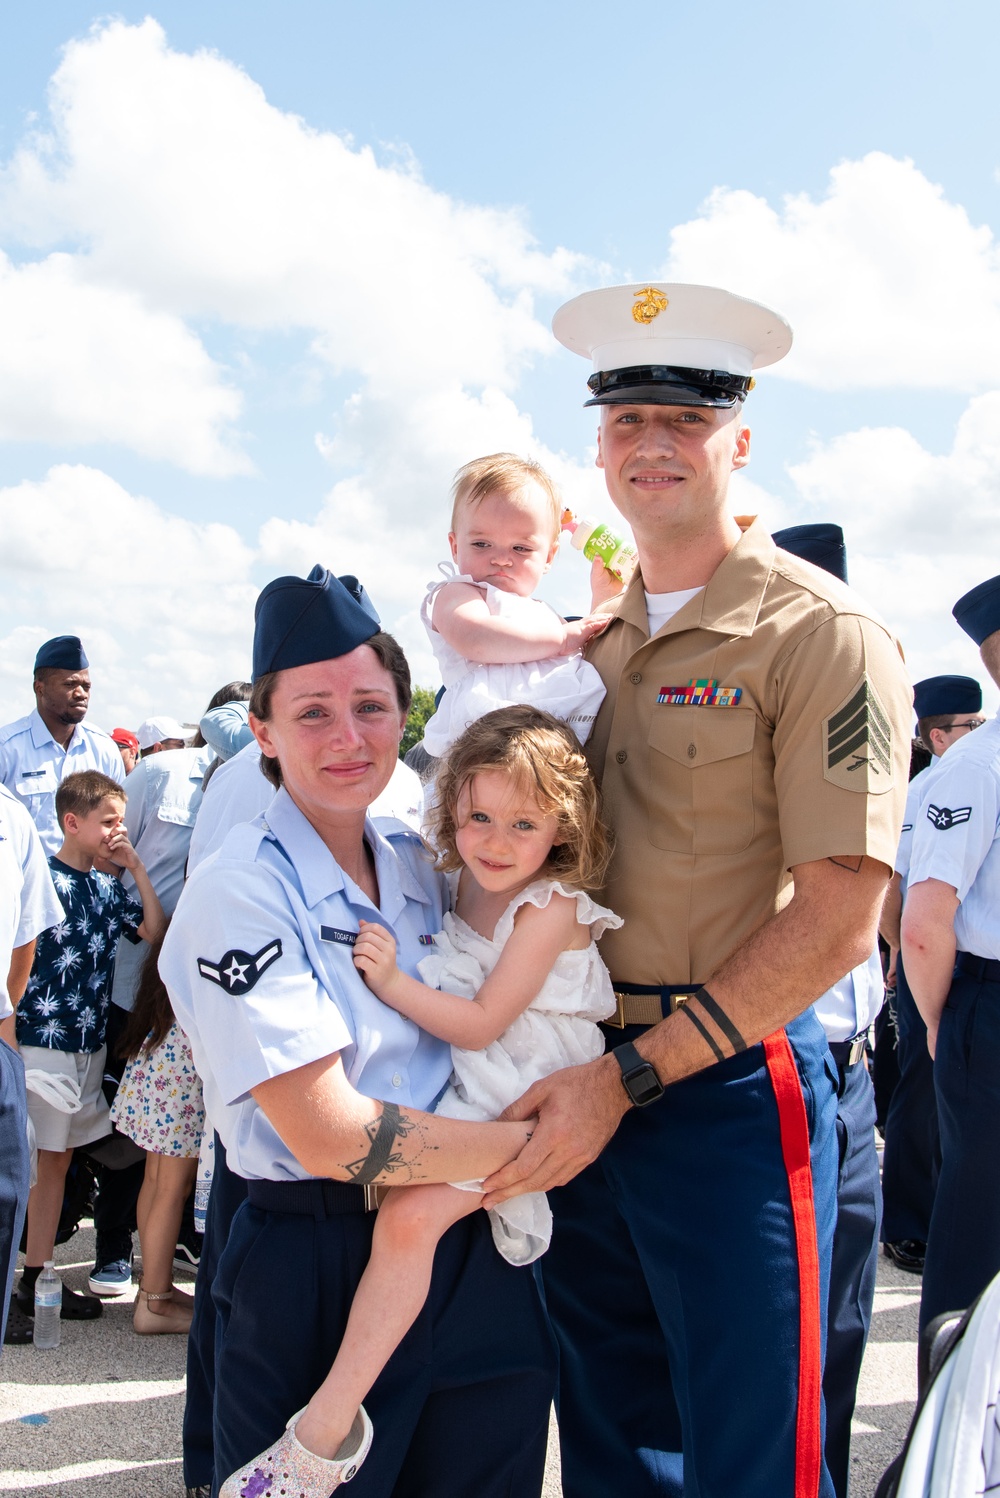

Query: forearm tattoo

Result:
[685,986,748,1060]
[347,1103,422,1186]
[679,1003,726,1062]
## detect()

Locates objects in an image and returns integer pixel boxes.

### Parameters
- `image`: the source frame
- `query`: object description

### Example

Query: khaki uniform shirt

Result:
[585,517,912,985]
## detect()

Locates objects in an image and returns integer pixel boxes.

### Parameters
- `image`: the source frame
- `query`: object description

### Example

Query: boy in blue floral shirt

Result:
[15,771,166,1320]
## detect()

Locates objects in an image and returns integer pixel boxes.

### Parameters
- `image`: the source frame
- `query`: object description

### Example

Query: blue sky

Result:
[1,2,999,723]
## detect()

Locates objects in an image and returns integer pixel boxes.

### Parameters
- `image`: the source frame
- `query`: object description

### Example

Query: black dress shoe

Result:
[185,1487,211,1498]
[883,1238,926,1272]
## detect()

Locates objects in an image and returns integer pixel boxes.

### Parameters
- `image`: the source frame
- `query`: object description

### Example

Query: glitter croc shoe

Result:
[219,1405,373,1498]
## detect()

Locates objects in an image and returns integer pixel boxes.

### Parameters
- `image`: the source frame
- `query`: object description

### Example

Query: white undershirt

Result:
[644,586,704,636]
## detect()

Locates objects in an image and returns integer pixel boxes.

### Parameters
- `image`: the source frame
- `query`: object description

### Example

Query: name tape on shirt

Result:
[197,939,283,995]
[657,679,743,707]
[823,676,894,793]
[926,804,972,831]
[320,925,437,947]
[320,926,357,946]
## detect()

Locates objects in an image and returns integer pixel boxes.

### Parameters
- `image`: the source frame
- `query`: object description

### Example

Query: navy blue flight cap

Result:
[772,523,848,584]
[34,635,89,672]
[953,575,1000,647]
[252,565,380,681]
[913,675,982,720]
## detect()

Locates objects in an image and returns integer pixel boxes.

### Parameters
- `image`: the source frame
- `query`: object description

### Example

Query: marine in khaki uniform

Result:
[482,283,912,1498]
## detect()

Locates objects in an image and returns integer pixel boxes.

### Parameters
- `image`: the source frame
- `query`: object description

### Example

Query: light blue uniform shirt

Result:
[0,708,126,856]
[908,709,1000,961]
[812,948,885,1044]
[894,759,945,891]
[159,787,451,1181]
[110,744,215,1012]
[0,784,65,1021]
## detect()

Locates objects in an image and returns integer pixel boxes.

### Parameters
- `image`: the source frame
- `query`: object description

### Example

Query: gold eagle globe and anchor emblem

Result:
[632,287,669,324]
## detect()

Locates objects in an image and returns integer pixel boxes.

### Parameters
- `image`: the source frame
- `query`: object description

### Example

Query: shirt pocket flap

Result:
[156,800,199,829]
[15,768,57,796]
[648,707,756,768]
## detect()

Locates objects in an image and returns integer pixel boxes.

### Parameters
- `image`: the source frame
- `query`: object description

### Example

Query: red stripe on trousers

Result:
[763,1030,823,1498]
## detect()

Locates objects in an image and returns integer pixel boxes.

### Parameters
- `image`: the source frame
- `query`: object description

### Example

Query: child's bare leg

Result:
[295,1182,480,1458]
[25,1148,74,1266]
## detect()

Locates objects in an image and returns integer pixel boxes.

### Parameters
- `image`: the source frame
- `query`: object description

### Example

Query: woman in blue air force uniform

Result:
[159,566,555,1498]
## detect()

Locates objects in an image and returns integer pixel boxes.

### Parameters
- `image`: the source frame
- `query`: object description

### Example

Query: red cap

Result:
[111,727,140,752]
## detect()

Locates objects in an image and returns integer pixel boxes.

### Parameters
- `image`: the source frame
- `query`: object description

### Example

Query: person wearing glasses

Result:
[903,577,1000,1328]
[879,674,983,1277]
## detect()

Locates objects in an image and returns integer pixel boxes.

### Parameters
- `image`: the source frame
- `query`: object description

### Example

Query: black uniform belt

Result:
[247,1177,383,1216]
[604,983,703,1030]
[956,952,1000,983]
[828,1037,867,1072]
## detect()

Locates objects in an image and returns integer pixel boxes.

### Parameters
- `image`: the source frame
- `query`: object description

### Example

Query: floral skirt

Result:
[110,1020,205,1158]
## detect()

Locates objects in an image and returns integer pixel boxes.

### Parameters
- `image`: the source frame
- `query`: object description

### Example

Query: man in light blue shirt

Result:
[0,637,124,857]
[880,675,983,1276]
[0,785,65,1346]
[904,576,1000,1330]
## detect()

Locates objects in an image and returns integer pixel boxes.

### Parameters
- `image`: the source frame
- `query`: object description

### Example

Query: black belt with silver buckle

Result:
[247,1178,384,1216]
[828,1037,867,1071]
[604,982,702,1030]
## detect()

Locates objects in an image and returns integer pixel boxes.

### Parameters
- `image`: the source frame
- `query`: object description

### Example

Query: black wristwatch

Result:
[613,1042,665,1107]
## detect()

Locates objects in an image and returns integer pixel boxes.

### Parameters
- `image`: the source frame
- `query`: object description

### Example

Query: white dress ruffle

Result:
[419,568,606,756]
[418,878,621,1265]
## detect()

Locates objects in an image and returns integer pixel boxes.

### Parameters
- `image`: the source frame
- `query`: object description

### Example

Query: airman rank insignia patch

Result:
[823,677,893,792]
[926,804,972,830]
[197,939,283,994]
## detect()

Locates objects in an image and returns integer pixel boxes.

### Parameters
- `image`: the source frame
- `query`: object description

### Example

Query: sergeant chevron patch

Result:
[823,676,894,793]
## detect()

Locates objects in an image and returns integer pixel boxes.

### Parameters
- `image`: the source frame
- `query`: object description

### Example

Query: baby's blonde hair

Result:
[427,705,612,892]
[450,453,562,541]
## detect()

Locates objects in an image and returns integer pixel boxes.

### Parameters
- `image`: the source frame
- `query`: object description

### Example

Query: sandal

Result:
[3,1298,35,1345]
[219,1404,373,1497]
[133,1283,193,1336]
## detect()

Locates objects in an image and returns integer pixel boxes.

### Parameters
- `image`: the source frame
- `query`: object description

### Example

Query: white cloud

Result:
[0,251,247,474]
[665,153,1000,391]
[0,465,257,726]
[777,394,1000,703]
[0,18,580,401]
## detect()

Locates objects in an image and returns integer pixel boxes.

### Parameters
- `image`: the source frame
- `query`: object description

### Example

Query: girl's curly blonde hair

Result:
[427,705,612,891]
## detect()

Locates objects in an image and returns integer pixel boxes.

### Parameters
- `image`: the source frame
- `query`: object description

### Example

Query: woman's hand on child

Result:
[354,920,403,1001]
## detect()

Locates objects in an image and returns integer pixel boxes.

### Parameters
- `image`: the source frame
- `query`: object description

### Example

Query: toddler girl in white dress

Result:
[221,706,621,1497]
[419,452,612,756]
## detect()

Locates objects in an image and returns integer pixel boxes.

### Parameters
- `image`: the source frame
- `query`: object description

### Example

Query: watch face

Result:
[626,1064,663,1107]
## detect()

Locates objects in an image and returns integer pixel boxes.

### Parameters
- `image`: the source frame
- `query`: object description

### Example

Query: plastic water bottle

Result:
[561,509,638,582]
[33,1262,61,1349]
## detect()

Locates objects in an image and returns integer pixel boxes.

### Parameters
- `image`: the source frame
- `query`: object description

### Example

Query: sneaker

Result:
[173,1238,202,1274]
[88,1257,133,1296]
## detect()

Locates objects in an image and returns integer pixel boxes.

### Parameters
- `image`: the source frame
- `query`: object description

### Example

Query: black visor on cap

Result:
[585,364,752,408]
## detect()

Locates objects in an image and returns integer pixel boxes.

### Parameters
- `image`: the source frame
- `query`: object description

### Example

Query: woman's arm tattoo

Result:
[347,1103,429,1185]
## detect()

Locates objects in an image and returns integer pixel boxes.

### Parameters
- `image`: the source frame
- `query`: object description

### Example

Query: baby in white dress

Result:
[221,706,620,1497]
[420,452,612,756]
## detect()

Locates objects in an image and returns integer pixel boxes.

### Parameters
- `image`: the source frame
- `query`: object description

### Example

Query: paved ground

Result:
[0,1216,920,1496]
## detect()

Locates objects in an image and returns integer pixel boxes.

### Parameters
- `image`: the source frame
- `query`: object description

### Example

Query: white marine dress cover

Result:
[420,569,607,756]
[419,878,621,1266]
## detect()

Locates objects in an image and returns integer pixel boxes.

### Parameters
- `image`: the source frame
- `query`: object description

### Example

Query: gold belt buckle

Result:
[608,990,628,1029]
[609,989,696,1028]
